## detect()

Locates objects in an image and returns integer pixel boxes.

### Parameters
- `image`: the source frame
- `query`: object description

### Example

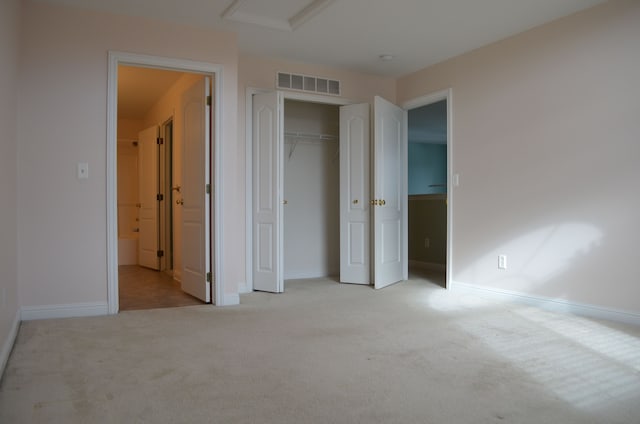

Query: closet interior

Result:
[283,99,340,281]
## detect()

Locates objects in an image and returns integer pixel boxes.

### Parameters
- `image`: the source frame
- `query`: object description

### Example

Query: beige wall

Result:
[0,0,21,367]
[17,1,240,307]
[240,54,397,103]
[398,0,640,313]
[117,118,144,140]
[239,54,396,147]
[11,0,639,317]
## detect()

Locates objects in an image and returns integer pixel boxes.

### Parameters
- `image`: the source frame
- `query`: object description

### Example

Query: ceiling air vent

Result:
[277,72,341,96]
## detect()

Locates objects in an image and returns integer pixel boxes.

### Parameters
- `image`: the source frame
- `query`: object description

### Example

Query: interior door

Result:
[373,96,407,289]
[138,125,160,270]
[252,91,284,293]
[339,103,370,284]
[180,76,211,303]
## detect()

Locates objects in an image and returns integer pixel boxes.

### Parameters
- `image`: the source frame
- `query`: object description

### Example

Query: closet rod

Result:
[284,131,337,141]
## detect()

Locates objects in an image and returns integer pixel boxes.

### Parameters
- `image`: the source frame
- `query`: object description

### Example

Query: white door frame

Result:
[106,51,224,313]
[402,88,453,290]
[244,89,351,293]
[159,117,174,272]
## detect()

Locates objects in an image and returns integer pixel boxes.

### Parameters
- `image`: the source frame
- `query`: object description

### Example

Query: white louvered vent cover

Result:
[277,72,341,96]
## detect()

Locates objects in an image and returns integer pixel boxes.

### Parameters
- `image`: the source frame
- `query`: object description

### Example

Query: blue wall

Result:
[408,143,447,195]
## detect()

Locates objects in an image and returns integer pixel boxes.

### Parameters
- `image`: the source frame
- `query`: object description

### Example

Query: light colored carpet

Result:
[1,270,639,423]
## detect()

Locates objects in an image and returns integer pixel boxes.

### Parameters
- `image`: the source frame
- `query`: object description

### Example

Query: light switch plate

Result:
[77,162,89,180]
[498,255,507,270]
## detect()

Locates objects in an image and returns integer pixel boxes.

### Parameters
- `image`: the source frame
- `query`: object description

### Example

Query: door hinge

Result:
[206,184,211,194]
[156,193,164,201]
[206,95,211,106]
[157,137,164,145]
[206,272,212,282]
[157,250,164,258]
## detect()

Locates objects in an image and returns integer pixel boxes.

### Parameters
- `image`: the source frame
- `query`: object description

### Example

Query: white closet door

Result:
[373,96,407,289]
[180,76,211,303]
[253,91,284,293]
[138,125,160,270]
[339,103,370,284]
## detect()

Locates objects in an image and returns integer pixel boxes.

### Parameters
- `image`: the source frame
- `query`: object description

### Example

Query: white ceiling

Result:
[37,0,606,77]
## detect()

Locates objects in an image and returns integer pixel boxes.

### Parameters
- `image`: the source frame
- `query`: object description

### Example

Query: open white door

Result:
[180,76,211,303]
[252,91,284,293]
[138,125,161,270]
[373,96,407,289]
[339,103,370,284]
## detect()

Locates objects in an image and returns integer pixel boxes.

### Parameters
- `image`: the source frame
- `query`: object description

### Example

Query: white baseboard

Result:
[284,273,314,280]
[409,260,446,272]
[21,302,109,321]
[237,281,251,295]
[219,293,240,306]
[0,310,20,379]
[451,281,640,326]
[173,270,182,283]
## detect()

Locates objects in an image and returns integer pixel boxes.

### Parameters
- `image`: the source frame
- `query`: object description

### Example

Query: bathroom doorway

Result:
[107,52,223,314]
[115,64,210,310]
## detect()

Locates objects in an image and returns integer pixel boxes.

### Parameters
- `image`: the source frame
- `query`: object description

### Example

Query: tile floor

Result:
[118,265,204,310]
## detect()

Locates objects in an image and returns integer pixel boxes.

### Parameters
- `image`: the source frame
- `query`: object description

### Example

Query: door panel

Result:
[180,76,211,303]
[253,91,284,293]
[138,125,160,270]
[339,103,370,284]
[373,96,407,289]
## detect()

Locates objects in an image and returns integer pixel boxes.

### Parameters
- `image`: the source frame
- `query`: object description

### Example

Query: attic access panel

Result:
[222,0,335,31]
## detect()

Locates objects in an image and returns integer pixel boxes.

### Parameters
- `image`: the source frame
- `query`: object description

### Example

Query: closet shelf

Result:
[284,131,337,141]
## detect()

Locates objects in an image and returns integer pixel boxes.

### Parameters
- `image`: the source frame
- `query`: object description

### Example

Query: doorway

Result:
[404,90,453,289]
[107,52,223,313]
[116,65,206,310]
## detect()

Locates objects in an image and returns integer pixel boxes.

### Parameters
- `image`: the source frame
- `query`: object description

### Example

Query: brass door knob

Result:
[176,199,184,205]
[353,199,359,204]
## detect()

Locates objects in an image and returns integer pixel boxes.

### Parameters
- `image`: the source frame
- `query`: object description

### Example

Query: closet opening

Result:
[283,99,341,284]
[251,92,410,292]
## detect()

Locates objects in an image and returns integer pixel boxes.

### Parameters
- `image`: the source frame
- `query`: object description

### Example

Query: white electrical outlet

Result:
[498,255,507,270]
[424,238,430,248]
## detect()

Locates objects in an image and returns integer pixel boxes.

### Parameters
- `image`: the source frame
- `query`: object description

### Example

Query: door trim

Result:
[243,87,271,294]
[160,117,174,273]
[402,88,453,290]
[107,51,224,313]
